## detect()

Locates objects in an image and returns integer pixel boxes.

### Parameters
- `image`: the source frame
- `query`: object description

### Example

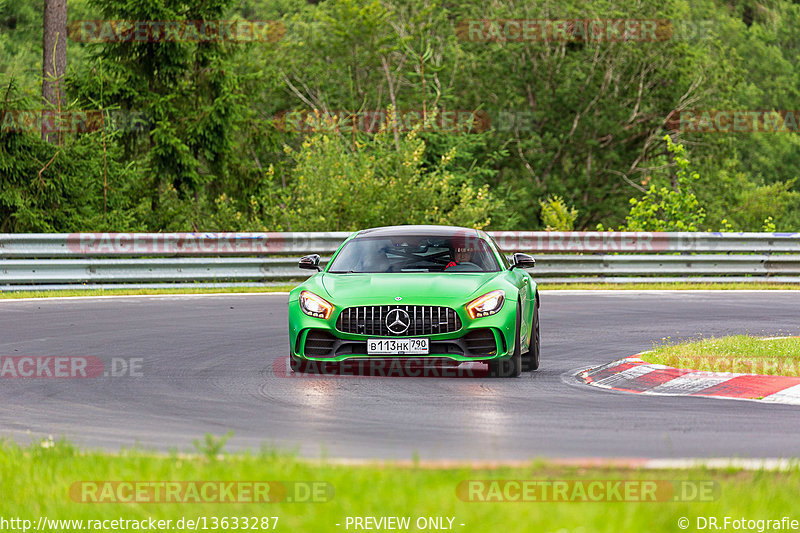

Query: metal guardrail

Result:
[0,233,349,257]
[1,232,800,289]
[2,231,800,256]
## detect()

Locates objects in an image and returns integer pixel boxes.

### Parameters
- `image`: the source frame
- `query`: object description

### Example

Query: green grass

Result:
[2,438,800,532]
[645,335,800,377]
[1,281,798,299]
[0,286,295,299]
[540,282,800,290]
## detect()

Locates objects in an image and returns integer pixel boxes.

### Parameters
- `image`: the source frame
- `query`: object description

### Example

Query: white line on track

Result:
[313,457,800,471]
[539,289,800,294]
[1,288,797,303]
[0,292,290,303]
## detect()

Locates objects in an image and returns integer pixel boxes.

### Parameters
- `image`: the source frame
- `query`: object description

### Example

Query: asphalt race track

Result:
[1,291,799,460]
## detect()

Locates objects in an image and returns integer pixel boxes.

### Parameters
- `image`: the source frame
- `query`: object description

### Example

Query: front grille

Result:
[336,305,461,336]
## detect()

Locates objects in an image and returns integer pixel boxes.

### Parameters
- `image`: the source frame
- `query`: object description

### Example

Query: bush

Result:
[539,196,578,231]
[622,135,706,231]
[278,110,500,231]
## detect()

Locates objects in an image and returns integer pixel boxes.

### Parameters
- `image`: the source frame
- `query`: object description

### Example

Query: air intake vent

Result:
[463,329,497,356]
[304,330,337,356]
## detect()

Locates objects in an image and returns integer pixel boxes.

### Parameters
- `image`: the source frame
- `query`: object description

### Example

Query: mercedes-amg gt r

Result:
[288,225,539,377]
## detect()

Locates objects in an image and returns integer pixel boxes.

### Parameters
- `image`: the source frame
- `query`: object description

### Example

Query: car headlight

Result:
[299,290,334,319]
[466,290,505,319]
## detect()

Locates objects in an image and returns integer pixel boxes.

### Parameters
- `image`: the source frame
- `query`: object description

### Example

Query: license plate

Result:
[367,338,429,355]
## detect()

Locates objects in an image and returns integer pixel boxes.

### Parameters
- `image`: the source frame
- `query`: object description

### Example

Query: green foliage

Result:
[695,155,800,232]
[539,196,578,231]
[193,431,234,461]
[68,0,258,227]
[279,110,499,231]
[0,123,147,232]
[3,0,800,233]
[622,136,706,231]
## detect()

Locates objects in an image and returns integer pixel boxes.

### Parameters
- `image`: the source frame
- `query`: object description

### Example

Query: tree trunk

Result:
[42,0,67,143]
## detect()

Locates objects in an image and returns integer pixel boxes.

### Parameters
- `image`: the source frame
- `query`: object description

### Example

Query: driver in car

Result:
[445,236,482,271]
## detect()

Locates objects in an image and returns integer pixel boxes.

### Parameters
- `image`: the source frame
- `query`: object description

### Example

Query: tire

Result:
[488,301,522,378]
[521,303,540,371]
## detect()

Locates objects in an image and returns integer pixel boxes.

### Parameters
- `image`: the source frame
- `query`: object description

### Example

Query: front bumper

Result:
[288,300,516,363]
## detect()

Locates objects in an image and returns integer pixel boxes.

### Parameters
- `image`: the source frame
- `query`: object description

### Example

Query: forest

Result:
[1,0,799,233]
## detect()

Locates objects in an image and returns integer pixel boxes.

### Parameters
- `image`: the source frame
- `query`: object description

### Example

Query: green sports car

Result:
[288,225,539,377]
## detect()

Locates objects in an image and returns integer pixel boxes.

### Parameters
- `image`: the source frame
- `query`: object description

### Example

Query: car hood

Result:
[320,272,503,306]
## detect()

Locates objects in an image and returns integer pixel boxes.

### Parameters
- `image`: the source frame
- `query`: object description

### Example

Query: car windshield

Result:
[327,235,500,273]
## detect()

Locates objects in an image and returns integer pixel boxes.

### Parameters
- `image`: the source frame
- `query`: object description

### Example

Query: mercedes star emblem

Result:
[385,308,411,335]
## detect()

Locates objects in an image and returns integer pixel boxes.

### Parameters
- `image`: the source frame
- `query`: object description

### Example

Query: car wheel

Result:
[522,303,540,371]
[489,301,522,378]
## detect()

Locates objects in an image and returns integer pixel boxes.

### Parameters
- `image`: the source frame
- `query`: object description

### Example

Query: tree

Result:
[42,0,66,142]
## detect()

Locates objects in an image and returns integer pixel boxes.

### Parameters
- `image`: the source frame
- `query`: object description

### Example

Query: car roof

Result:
[354,225,482,239]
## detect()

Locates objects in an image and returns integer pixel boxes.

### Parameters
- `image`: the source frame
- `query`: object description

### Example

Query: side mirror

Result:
[510,253,535,270]
[299,254,321,271]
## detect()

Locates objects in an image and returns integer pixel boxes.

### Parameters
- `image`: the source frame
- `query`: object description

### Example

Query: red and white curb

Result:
[581,357,800,405]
